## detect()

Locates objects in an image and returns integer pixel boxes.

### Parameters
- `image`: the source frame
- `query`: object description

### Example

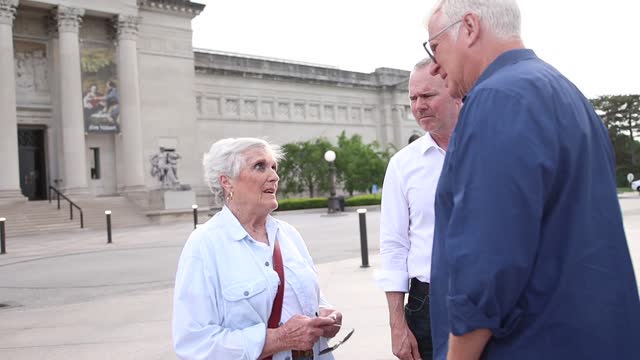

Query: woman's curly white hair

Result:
[203,138,284,205]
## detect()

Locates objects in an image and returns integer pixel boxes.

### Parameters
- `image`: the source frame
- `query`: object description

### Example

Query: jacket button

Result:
[265,261,270,267]
[244,291,249,296]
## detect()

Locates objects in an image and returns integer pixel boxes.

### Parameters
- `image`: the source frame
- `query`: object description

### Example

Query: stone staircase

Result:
[0,196,152,238]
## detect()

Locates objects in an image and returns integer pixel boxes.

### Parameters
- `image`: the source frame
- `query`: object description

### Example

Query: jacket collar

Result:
[218,206,279,242]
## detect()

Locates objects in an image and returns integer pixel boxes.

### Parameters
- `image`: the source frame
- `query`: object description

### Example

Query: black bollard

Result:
[105,210,112,244]
[192,204,198,229]
[0,217,6,255]
[357,209,370,268]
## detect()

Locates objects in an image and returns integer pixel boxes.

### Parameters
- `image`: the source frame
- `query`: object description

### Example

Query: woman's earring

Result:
[226,191,234,201]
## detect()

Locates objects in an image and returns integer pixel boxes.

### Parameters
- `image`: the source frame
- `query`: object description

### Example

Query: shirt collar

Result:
[473,48,538,91]
[218,205,280,242]
[420,132,446,154]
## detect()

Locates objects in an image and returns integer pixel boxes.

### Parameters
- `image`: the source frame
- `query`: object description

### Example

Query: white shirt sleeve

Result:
[377,157,411,292]
[172,253,266,360]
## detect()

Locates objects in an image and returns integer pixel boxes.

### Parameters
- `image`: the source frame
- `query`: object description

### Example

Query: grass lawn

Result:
[618,187,637,193]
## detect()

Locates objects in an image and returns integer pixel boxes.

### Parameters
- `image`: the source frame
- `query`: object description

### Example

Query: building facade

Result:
[1,0,414,207]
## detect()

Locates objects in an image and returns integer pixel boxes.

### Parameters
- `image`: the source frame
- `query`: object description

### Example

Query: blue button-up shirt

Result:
[431,49,640,359]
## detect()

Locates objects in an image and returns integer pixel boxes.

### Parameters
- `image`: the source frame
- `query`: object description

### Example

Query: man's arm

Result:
[447,329,491,360]
[378,158,418,360]
[386,292,420,360]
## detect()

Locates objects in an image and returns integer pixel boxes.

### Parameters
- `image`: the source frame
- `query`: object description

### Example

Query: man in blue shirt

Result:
[424,0,640,359]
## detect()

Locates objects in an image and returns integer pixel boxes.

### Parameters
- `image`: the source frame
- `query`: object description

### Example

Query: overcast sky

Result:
[192,0,638,99]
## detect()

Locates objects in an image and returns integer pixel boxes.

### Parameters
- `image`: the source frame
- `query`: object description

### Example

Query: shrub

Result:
[344,193,381,206]
[276,197,327,211]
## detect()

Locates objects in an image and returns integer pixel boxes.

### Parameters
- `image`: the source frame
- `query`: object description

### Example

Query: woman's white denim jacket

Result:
[173,206,334,360]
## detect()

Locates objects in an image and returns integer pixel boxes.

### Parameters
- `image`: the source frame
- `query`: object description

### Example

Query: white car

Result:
[632,179,640,192]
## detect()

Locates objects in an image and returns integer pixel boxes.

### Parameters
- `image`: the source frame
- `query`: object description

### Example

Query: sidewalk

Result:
[0,254,393,360]
[1,196,638,360]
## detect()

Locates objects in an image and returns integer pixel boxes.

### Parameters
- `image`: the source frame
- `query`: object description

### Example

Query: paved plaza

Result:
[0,195,639,359]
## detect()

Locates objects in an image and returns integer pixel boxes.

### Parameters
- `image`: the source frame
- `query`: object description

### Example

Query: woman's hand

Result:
[318,308,342,338]
[280,314,335,350]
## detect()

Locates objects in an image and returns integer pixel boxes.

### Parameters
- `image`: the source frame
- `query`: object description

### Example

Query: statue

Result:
[150,147,182,189]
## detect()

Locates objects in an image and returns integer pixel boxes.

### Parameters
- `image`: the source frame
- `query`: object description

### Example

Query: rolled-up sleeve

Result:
[377,158,411,292]
[172,253,266,359]
[444,90,547,338]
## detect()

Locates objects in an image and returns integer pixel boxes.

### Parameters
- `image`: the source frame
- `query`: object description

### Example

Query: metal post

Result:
[80,211,84,229]
[57,192,60,209]
[357,209,369,268]
[70,203,73,220]
[0,218,6,255]
[105,210,112,244]
[192,204,198,229]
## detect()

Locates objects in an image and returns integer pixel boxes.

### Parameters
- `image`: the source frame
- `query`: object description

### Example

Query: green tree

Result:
[335,132,392,196]
[278,138,333,197]
[591,95,640,185]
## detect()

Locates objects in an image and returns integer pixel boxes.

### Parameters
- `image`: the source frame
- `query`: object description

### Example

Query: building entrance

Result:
[18,127,47,200]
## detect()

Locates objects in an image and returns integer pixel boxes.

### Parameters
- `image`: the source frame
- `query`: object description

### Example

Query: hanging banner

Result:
[81,43,119,133]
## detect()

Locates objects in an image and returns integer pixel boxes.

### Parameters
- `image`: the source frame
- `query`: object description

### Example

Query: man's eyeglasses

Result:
[318,327,355,355]
[422,19,463,64]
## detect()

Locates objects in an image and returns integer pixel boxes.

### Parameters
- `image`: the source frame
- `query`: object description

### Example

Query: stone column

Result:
[0,0,24,202]
[115,15,145,191]
[56,6,88,194]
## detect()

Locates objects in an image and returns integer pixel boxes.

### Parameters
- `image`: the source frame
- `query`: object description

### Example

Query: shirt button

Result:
[243,291,249,296]
[279,321,284,326]
[265,261,270,267]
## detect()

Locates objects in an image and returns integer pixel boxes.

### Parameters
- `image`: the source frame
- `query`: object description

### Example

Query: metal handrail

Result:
[48,186,84,228]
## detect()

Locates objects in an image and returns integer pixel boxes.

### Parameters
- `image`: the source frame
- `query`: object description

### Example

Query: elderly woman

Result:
[173,138,343,360]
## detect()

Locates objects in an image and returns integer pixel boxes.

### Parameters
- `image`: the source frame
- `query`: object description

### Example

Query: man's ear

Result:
[462,13,481,47]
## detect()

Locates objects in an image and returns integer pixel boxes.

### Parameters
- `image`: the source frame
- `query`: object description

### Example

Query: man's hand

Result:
[386,292,421,360]
[391,321,421,360]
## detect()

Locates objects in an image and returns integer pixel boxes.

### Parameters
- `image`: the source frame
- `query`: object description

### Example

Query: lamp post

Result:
[324,150,340,213]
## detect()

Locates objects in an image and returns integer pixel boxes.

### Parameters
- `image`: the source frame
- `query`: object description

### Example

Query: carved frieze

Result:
[324,105,335,122]
[277,102,290,120]
[261,101,273,119]
[294,103,305,121]
[364,108,373,122]
[308,104,320,121]
[224,99,239,116]
[351,107,361,123]
[14,41,49,96]
[337,106,347,122]
[204,97,220,115]
[244,100,257,118]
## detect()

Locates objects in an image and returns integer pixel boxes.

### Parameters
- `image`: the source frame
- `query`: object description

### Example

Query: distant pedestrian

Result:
[407,133,421,144]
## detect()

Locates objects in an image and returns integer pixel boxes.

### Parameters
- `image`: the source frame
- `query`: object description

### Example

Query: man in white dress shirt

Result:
[378,58,461,360]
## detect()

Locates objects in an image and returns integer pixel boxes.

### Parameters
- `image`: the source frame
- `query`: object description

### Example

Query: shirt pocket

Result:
[284,259,320,314]
[222,278,271,328]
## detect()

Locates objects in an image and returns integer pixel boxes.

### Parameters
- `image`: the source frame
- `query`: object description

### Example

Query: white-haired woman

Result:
[173,137,342,360]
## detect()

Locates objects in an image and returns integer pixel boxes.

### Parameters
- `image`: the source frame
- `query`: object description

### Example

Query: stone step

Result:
[0,195,152,238]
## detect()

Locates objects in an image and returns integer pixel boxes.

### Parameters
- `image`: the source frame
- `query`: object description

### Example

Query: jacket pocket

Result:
[221,278,270,328]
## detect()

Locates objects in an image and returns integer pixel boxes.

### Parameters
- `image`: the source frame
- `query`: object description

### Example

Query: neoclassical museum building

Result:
[0,0,415,208]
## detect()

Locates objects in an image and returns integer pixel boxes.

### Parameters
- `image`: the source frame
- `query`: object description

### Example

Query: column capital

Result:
[46,15,59,39]
[115,15,141,41]
[0,0,18,26]
[55,6,85,33]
